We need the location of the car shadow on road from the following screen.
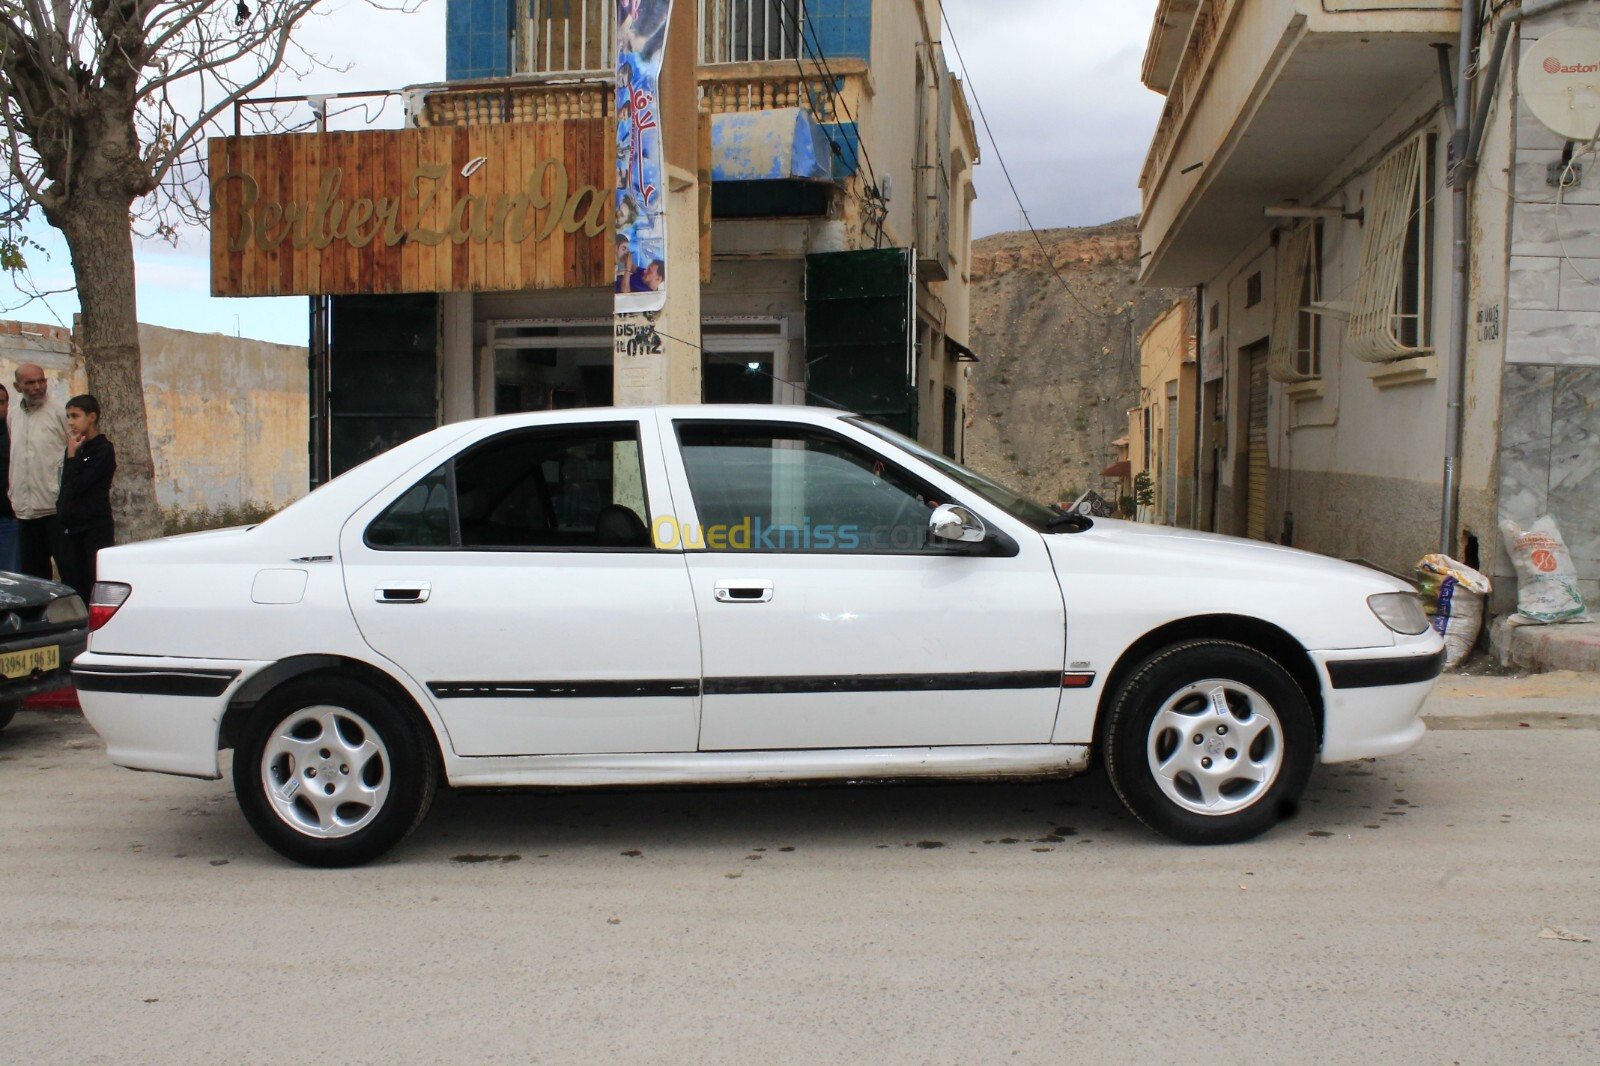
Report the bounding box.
[393,756,1413,862]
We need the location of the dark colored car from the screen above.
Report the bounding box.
[0,571,89,732]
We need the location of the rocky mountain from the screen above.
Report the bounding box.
[963,216,1184,507]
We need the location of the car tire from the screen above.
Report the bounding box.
[0,700,16,732]
[1104,639,1315,845]
[233,675,437,867]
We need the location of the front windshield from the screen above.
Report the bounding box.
[846,417,1061,530]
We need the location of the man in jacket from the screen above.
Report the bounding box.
[8,363,68,581]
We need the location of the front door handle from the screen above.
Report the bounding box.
[375,581,431,604]
[714,580,773,604]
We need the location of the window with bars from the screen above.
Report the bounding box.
[1349,132,1437,362]
[1293,223,1322,378]
[522,0,614,74]
[700,0,805,64]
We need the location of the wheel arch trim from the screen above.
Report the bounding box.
[1092,615,1326,753]
[219,654,449,767]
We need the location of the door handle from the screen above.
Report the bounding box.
[375,581,431,604]
[714,580,773,604]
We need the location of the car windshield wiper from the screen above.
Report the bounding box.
[1045,507,1094,532]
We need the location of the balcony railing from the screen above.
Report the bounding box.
[406,58,866,129]
[519,1,808,74]
[1139,0,1233,196]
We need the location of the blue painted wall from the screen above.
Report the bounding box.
[447,0,513,81]
[805,0,873,61]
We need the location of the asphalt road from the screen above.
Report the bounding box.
[1,706,1596,1064]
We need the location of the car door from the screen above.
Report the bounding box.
[340,413,701,757]
[661,416,1067,751]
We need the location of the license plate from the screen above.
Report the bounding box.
[0,644,59,680]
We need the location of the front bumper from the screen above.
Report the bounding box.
[1,626,89,705]
[1314,645,1444,763]
[72,652,270,779]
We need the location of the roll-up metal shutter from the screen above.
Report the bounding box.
[1246,345,1269,540]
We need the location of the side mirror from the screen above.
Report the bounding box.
[929,503,987,544]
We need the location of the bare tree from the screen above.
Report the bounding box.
[0,0,329,542]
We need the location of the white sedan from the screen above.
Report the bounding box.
[75,406,1443,866]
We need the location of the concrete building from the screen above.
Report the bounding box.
[1130,298,1198,527]
[213,0,981,478]
[1136,0,1600,617]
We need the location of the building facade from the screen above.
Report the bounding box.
[1130,298,1198,527]
[1136,0,1600,616]
[213,0,981,478]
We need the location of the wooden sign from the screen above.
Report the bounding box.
[209,121,615,297]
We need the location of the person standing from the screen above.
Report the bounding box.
[0,385,17,573]
[8,363,67,581]
[57,395,115,599]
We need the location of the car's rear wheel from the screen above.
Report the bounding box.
[233,676,437,867]
[1104,639,1315,844]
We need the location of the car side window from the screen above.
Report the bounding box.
[366,466,451,547]
[674,422,950,553]
[365,423,653,551]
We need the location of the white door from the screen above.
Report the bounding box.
[660,416,1067,751]
[340,415,701,756]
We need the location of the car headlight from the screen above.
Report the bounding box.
[45,594,88,626]
[1368,592,1431,635]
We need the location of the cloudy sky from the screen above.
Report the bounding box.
[1,0,1162,346]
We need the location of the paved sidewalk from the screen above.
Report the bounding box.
[1424,670,1600,729]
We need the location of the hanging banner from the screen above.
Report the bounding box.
[614,0,672,314]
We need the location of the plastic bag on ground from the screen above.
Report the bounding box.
[1499,515,1590,626]
[1416,554,1492,668]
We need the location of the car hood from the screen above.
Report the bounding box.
[0,570,79,609]
[1049,518,1411,591]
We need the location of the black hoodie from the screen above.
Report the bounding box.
[58,434,115,535]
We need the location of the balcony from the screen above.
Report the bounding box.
[408,58,868,129]
[1138,0,1459,287]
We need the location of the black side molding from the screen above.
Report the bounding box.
[72,666,241,698]
[703,671,1063,696]
[1326,649,1446,690]
[429,680,699,699]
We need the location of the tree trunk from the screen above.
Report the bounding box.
[55,197,163,545]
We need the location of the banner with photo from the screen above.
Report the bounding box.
[615,0,673,314]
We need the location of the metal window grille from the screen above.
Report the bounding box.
[524,0,614,74]
[1268,222,1321,383]
[700,0,805,65]
[1349,133,1436,362]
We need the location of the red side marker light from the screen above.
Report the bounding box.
[1061,672,1096,689]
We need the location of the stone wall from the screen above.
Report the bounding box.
[1497,7,1600,613]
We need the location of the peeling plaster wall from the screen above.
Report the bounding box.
[0,320,308,522]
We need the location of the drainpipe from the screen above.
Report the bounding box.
[1441,0,1587,555]
[1438,0,1477,557]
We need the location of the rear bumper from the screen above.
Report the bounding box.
[1314,645,1444,763]
[72,652,270,779]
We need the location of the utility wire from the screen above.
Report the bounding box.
[940,6,1111,321]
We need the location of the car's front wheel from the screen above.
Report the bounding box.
[233,676,437,867]
[1104,639,1315,844]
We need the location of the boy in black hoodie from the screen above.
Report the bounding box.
[58,394,115,598]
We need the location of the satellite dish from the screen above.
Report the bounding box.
[1522,27,1600,141]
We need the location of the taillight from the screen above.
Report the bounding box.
[89,582,131,631]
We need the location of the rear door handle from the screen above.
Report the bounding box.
[375,581,431,604]
[714,580,773,604]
